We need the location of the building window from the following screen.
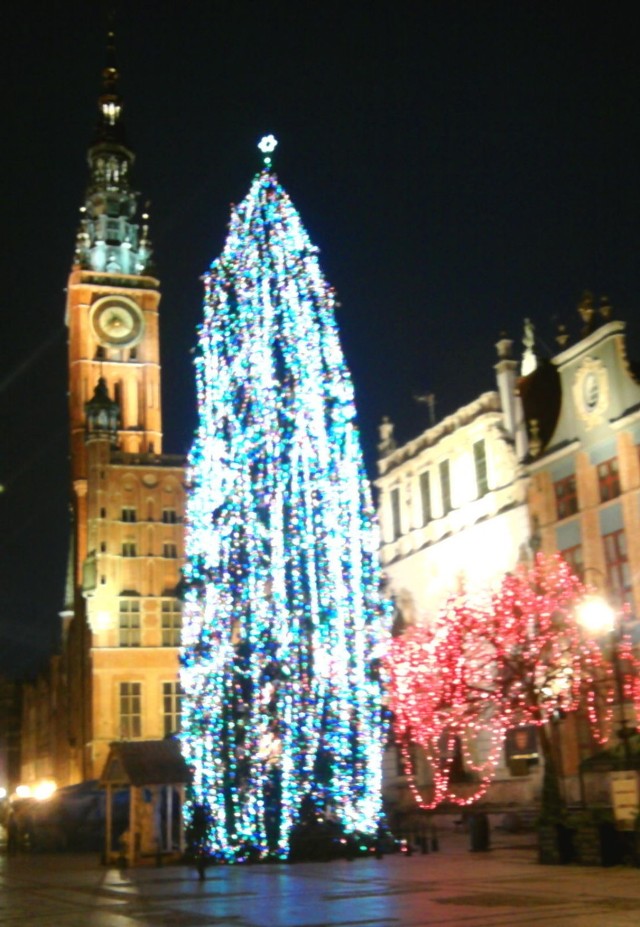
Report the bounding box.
[561,544,584,581]
[473,440,488,497]
[603,529,631,602]
[161,599,182,646]
[162,508,178,524]
[598,458,620,502]
[162,681,183,736]
[163,542,178,559]
[440,460,452,515]
[419,471,431,526]
[390,487,401,540]
[119,682,142,739]
[119,599,141,647]
[122,542,137,557]
[554,474,578,519]
[122,506,137,523]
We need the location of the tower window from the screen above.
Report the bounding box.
[122,541,137,557]
[119,599,141,647]
[119,682,142,739]
[440,459,452,515]
[473,440,488,497]
[162,509,178,524]
[389,487,401,541]
[163,542,178,559]
[161,599,182,646]
[598,458,620,502]
[419,471,431,526]
[554,474,578,518]
[121,507,137,523]
[162,681,183,737]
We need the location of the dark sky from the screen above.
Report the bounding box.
[2,1,640,676]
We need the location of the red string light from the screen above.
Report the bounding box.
[385,553,621,809]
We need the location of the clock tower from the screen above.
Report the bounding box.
[66,34,163,575]
[32,34,188,786]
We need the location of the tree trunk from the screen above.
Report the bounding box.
[538,724,564,822]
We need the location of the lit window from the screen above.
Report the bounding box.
[598,458,620,502]
[554,475,578,519]
[119,682,141,739]
[440,459,452,515]
[119,599,140,647]
[122,507,137,523]
[419,471,431,525]
[390,487,401,540]
[161,599,182,647]
[473,440,488,497]
[162,681,183,736]
[122,542,137,557]
[603,529,631,601]
[163,542,178,559]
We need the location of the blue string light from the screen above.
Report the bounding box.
[180,158,390,861]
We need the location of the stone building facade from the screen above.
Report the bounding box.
[377,338,531,625]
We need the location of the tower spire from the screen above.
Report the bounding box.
[94,30,128,148]
[73,31,153,276]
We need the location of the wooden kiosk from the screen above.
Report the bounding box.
[100,739,191,867]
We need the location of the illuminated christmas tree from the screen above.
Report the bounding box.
[181,137,389,861]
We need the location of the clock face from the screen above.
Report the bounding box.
[90,296,144,347]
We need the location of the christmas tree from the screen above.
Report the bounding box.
[181,137,389,862]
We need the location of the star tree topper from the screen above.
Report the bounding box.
[258,134,278,168]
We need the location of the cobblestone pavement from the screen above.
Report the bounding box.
[1,832,639,926]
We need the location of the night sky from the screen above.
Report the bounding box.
[2,1,640,677]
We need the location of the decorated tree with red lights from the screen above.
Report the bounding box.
[386,553,613,809]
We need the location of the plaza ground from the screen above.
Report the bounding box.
[1,826,639,927]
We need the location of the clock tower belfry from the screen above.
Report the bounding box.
[66,33,162,493]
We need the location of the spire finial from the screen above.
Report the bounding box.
[258,134,278,169]
[93,27,126,144]
[102,28,119,98]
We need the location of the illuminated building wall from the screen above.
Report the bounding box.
[376,375,534,806]
[377,384,531,624]
[524,312,640,624]
[523,307,640,775]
